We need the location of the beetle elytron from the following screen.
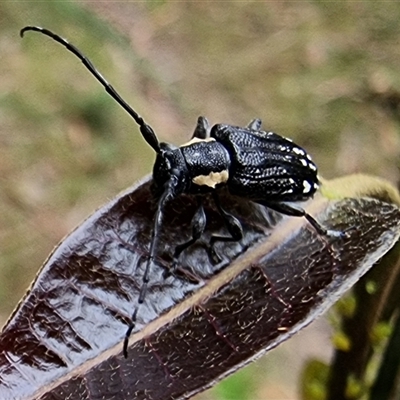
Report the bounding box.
[20,26,342,358]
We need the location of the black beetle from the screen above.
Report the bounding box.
[20,26,342,358]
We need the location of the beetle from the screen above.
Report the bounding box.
[20,26,343,358]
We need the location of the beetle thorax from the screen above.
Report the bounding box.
[180,139,231,193]
[152,140,231,197]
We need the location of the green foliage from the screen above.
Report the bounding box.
[300,360,329,400]
[213,367,258,400]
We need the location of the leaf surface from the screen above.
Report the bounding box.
[1,176,399,400]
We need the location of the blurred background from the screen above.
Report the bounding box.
[0,2,399,399]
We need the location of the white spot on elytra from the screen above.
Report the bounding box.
[303,180,312,193]
[300,158,309,167]
[293,147,305,156]
[309,163,317,171]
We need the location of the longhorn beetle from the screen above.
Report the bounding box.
[20,26,344,358]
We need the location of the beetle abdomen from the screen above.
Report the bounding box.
[211,124,319,202]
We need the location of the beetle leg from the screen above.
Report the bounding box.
[209,192,244,263]
[191,116,210,139]
[247,118,262,130]
[166,197,207,277]
[262,201,345,238]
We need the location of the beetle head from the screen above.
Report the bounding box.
[151,143,189,198]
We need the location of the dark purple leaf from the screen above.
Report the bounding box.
[0,176,399,400]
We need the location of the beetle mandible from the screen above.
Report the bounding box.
[20,26,342,358]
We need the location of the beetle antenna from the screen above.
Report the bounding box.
[123,177,177,357]
[20,26,161,154]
